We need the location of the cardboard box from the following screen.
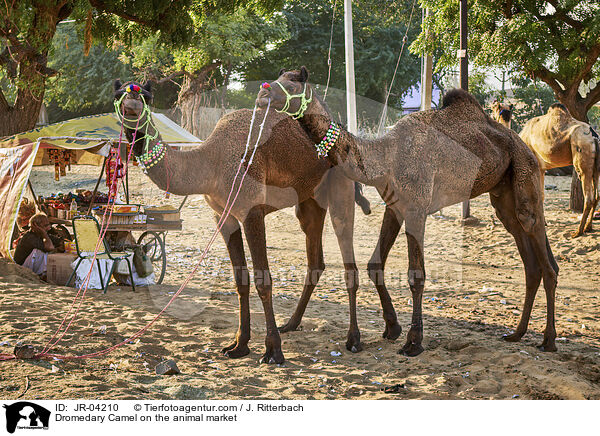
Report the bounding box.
[46,253,77,286]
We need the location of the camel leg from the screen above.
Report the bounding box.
[367,206,402,340]
[489,191,542,343]
[493,181,559,351]
[218,216,251,358]
[279,199,326,333]
[572,151,596,237]
[575,171,596,236]
[329,182,363,352]
[400,211,427,357]
[243,207,285,364]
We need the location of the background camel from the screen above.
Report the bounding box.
[520,103,599,237]
[114,80,371,364]
[491,100,513,129]
[258,67,559,356]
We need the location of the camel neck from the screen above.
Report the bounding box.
[125,121,217,196]
[298,98,383,185]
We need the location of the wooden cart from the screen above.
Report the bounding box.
[49,217,182,284]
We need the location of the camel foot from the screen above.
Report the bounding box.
[537,337,557,352]
[399,342,424,357]
[221,343,250,359]
[502,332,524,343]
[278,319,300,333]
[382,323,402,340]
[346,332,362,353]
[570,230,583,238]
[259,348,285,365]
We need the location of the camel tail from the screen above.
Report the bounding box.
[354,182,371,215]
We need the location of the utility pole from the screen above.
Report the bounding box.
[421,8,433,111]
[344,0,358,135]
[459,0,471,219]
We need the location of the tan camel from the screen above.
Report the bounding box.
[114,80,378,364]
[491,100,512,129]
[258,67,559,355]
[520,103,600,237]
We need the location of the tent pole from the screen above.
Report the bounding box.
[125,168,130,204]
[87,156,107,216]
[27,180,42,210]
[178,195,189,212]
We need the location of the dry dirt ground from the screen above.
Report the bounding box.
[0,165,599,400]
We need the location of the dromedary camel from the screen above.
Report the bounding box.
[114,80,375,364]
[520,103,599,237]
[257,67,559,355]
[491,100,513,129]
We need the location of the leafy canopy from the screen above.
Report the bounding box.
[411,0,600,119]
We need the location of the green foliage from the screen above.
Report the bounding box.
[128,9,288,79]
[243,0,422,108]
[45,23,132,116]
[509,76,556,131]
[411,0,600,119]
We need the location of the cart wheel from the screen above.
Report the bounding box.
[137,231,167,284]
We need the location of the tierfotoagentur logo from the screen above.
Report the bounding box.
[3,402,50,434]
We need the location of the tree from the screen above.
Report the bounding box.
[243,0,422,116]
[0,0,281,138]
[411,0,600,122]
[45,22,132,122]
[127,9,288,135]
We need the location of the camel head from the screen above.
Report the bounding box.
[491,100,513,127]
[114,79,153,120]
[256,66,313,118]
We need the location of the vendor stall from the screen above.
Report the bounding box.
[0,112,201,285]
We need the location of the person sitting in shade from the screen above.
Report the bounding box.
[13,213,60,276]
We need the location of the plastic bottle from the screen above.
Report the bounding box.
[70,198,77,218]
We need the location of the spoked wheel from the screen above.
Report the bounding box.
[137,231,167,284]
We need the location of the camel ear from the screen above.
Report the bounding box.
[299,66,309,82]
[278,68,286,77]
[509,104,514,110]
[143,81,152,93]
[114,79,122,92]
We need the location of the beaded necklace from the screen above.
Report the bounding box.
[314,122,341,158]
[136,140,166,172]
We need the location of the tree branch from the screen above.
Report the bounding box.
[583,83,600,113]
[0,88,10,111]
[531,67,564,97]
[573,42,600,86]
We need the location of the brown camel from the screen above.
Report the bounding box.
[519,103,599,237]
[114,80,377,364]
[258,67,559,355]
[491,100,513,129]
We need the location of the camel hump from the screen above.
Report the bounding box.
[548,102,568,113]
[441,88,481,109]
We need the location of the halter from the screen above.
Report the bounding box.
[272,81,312,119]
[114,85,164,172]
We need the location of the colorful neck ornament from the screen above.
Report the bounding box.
[136,140,166,173]
[314,122,341,158]
[273,81,312,119]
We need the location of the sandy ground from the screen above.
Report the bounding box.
[0,165,599,400]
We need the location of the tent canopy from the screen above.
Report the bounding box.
[0,112,201,258]
[0,112,201,166]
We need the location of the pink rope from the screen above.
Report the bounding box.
[1,100,271,362]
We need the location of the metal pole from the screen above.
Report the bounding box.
[421,8,433,111]
[87,156,107,216]
[459,0,471,219]
[344,0,358,135]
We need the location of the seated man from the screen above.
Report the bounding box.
[13,213,60,275]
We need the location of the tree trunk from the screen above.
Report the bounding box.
[570,170,584,212]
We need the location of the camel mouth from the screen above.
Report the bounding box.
[121,99,144,118]
[256,95,272,108]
